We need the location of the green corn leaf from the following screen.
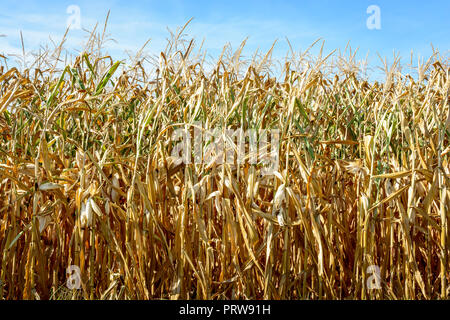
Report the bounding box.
[95,61,121,96]
[47,66,69,107]
[70,67,86,91]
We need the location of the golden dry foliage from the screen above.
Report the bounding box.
[0,26,449,300]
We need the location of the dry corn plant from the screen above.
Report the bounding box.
[0,21,449,300]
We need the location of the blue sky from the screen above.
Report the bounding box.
[0,0,449,78]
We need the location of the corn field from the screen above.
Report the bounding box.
[0,24,449,300]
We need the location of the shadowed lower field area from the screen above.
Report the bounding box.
[0,25,449,299]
